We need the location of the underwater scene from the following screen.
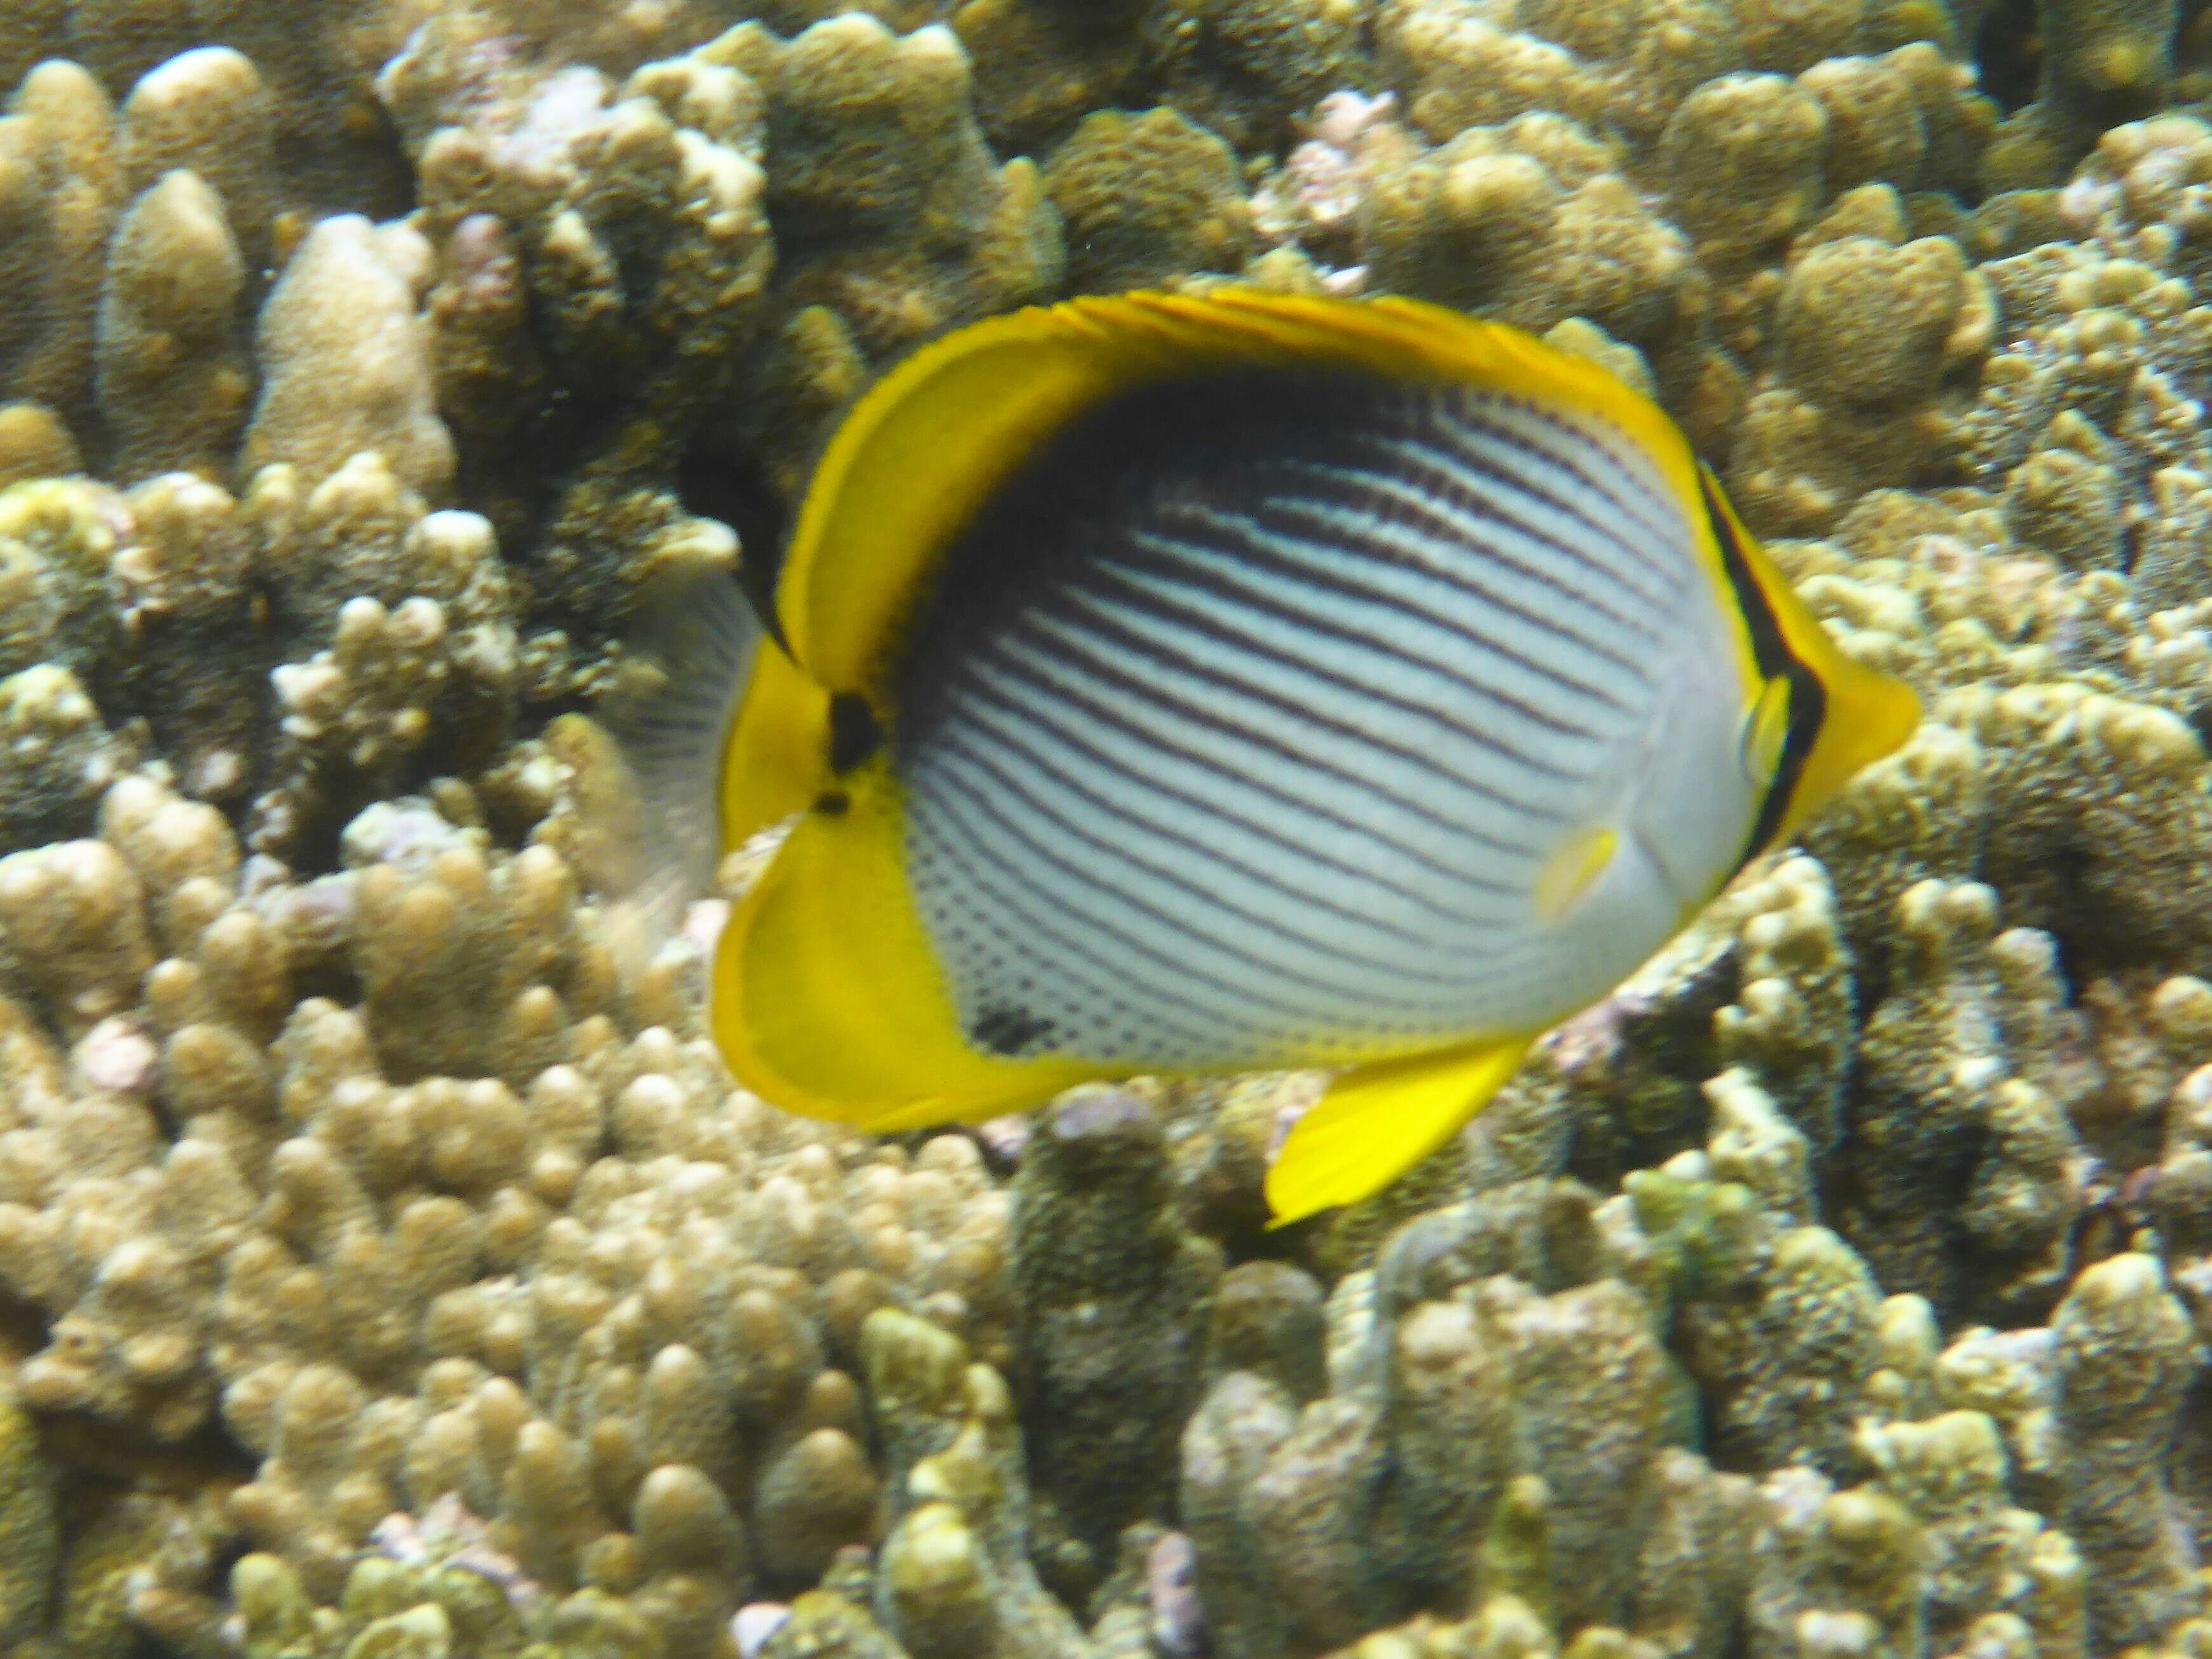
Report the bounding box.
[11,0,2212,1655]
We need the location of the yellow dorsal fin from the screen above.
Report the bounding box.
[773,289,1703,696]
[1265,1035,1537,1226]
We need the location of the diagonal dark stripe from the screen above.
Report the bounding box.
[1056,567,1572,815]
[1104,520,1615,785]
[1008,600,1552,859]
[1495,396,1687,549]
[943,681,1511,939]
[953,646,1528,907]
[1149,497,1628,741]
[931,712,1499,991]
[1438,396,1686,574]
[907,809,1235,1052]
[1298,436,1674,647]
[921,771,1403,1031]
[1322,436,1673,639]
[1234,479,1657,700]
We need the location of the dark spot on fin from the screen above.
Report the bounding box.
[815,789,851,816]
[828,694,883,773]
[971,1004,1055,1056]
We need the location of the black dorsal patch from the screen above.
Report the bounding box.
[892,367,1378,759]
[828,692,883,773]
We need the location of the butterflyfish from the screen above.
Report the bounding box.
[626,287,1921,1226]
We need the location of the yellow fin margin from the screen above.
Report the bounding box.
[713,761,1099,1126]
[1265,1035,1537,1226]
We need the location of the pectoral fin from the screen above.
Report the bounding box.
[1265,1035,1537,1226]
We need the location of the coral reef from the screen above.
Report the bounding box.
[11,0,2212,1656]
[1045,106,1253,294]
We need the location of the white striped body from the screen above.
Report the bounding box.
[891,369,1763,1072]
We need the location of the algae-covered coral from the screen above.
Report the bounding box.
[11,0,2212,1656]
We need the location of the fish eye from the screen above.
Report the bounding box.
[1740,678,1790,787]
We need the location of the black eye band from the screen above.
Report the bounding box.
[1698,471,1825,867]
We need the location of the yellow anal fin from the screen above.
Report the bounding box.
[843,1084,1070,1137]
[1265,1036,1537,1227]
[714,761,1096,1128]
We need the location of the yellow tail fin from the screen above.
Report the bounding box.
[1265,1036,1537,1226]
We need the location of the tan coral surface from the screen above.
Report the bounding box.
[10,2,2212,1656]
